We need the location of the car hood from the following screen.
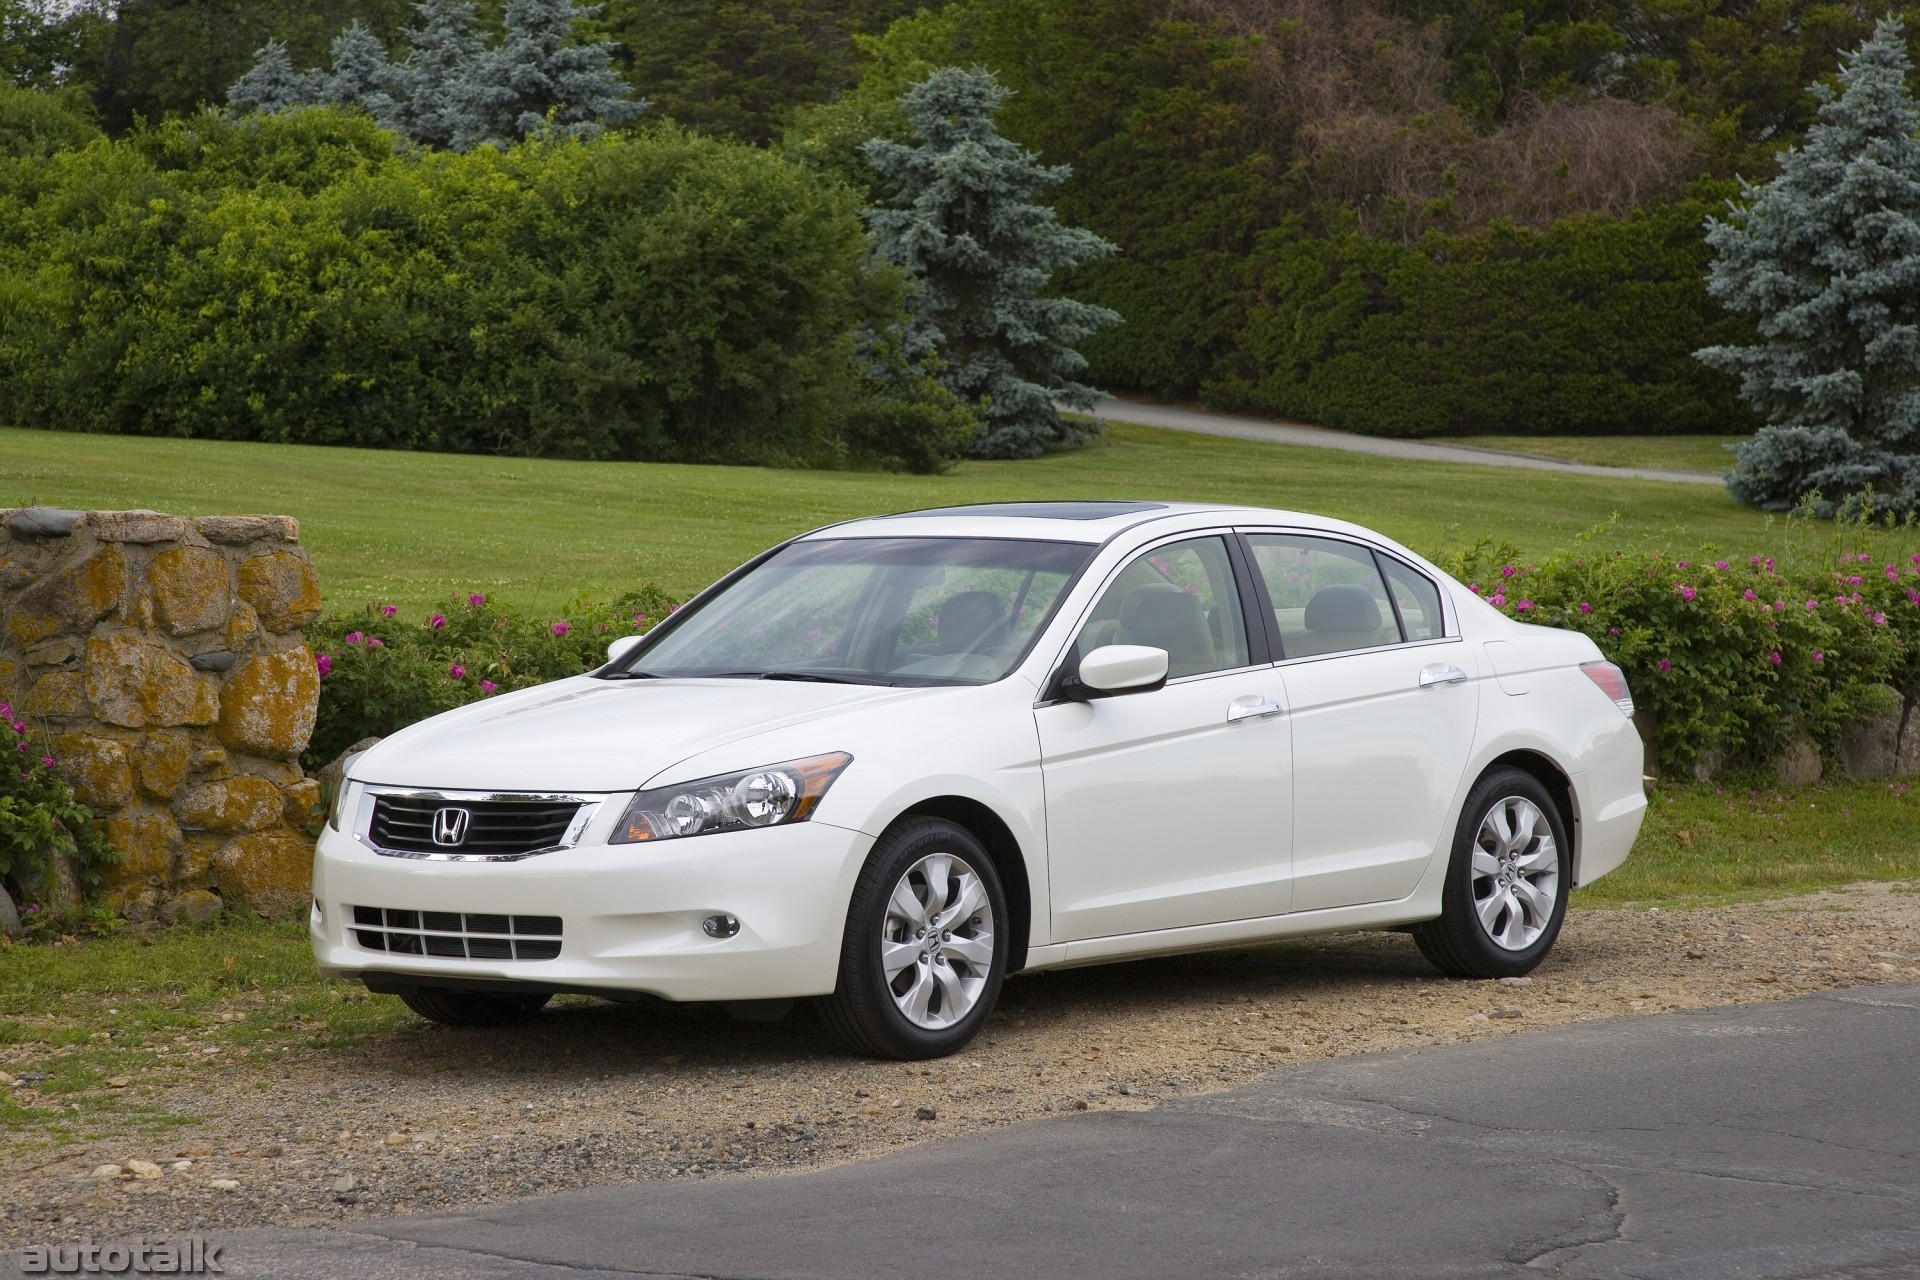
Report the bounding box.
[348,676,935,793]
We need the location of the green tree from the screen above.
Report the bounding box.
[865,67,1120,458]
[1701,17,1920,515]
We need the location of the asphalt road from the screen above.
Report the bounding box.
[1094,398,1728,487]
[15,983,1919,1280]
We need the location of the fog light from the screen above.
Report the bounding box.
[702,913,740,939]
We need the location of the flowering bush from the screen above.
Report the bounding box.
[0,707,117,913]
[305,586,678,767]
[1435,525,1920,774]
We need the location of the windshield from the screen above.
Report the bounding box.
[615,537,1093,686]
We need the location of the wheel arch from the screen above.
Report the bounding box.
[1480,749,1580,881]
[892,795,1032,973]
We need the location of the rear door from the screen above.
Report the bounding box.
[1242,532,1480,911]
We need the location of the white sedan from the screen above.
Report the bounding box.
[312,502,1646,1058]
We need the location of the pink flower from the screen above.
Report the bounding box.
[1873,612,1888,626]
[633,613,648,626]
[1764,557,1775,571]
[0,703,12,719]
[1749,555,1761,566]
[315,653,333,677]
[40,755,54,768]
[430,614,447,629]
[1812,651,1825,663]
[468,593,486,607]
[343,631,364,645]
[1490,592,1507,607]
[1805,599,1819,611]
[1743,589,1758,601]
[1515,599,1535,612]
[824,637,839,654]
[551,620,571,636]
[1847,574,1863,586]
[1676,583,1697,601]
[481,679,498,693]
[1714,560,1729,571]
[381,604,397,617]
[10,720,25,734]
[1768,651,1782,665]
[449,664,466,679]
[1468,584,1482,595]
[367,636,384,648]
[1657,659,1672,672]
[1859,552,1873,562]
[1577,601,1593,614]
[1500,564,1517,579]
[1889,565,1901,581]
[1676,560,1690,569]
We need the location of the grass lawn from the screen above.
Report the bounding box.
[0,421,1812,614]
[1455,435,1748,474]
[4,778,1916,1149]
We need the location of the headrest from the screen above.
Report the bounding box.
[937,590,1007,654]
[1117,582,1214,669]
[1304,583,1383,632]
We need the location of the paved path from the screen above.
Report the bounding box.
[1096,398,1727,487]
[100,983,1920,1280]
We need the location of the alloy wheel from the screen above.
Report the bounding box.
[1470,796,1560,951]
[881,852,996,1030]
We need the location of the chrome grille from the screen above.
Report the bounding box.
[369,795,582,857]
[351,906,563,961]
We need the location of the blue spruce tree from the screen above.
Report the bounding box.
[228,40,322,115]
[471,0,644,144]
[389,0,491,150]
[1699,16,1920,515]
[864,67,1120,459]
[322,22,403,133]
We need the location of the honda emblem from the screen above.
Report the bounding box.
[431,807,471,847]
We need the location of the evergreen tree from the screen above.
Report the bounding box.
[863,66,1119,459]
[323,22,402,132]
[471,0,644,143]
[389,0,490,150]
[1699,17,1920,515]
[228,40,323,115]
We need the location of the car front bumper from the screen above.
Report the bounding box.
[309,818,872,1003]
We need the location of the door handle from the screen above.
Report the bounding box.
[1419,664,1470,688]
[1227,695,1284,722]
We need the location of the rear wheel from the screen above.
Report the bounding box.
[1414,768,1570,979]
[397,987,552,1027]
[819,817,1008,1059]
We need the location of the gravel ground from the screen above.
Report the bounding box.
[5,881,1920,1246]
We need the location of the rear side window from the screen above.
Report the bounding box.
[1377,554,1446,641]
[1247,535,1402,658]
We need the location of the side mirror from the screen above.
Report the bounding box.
[1065,645,1169,700]
[607,634,644,665]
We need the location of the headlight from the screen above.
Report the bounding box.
[327,780,360,833]
[612,752,853,844]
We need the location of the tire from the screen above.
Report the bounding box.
[1413,767,1571,980]
[398,986,552,1027]
[818,817,1009,1060]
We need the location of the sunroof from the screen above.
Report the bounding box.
[886,501,1168,522]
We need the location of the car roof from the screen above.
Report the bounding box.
[799,501,1374,546]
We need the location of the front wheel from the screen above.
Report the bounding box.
[1413,768,1570,979]
[818,817,1009,1059]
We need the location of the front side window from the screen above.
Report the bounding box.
[619,537,1091,685]
[1069,536,1251,679]
[1248,534,1403,658]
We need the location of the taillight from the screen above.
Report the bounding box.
[1580,660,1634,717]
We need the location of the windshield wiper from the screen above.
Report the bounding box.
[759,671,893,686]
[597,670,658,680]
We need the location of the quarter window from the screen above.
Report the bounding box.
[1247,535,1402,658]
[1070,536,1251,679]
[1377,554,1446,641]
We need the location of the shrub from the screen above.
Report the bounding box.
[0,707,118,907]
[306,585,678,766]
[1433,523,1920,774]
[1211,200,1755,437]
[0,108,970,470]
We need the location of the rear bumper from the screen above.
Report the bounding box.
[309,818,872,1003]
[1573,721,1646,886]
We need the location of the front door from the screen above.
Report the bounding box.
[1036,535,1294,942]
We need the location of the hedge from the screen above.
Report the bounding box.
[1206,200,1758,438]
[0,104,967,470]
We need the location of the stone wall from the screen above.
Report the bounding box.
[0,508,322,921]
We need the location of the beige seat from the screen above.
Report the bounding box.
[1114,582,1218,677]
[1289,583,1394,657]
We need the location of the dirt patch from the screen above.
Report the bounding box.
[5,882,1920,1244]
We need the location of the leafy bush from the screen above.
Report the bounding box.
[305,585,678,766]
[1211,201,1755,437]
[1433,523,1920,774]
[0,706,118,908]
[0,108,972,471]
